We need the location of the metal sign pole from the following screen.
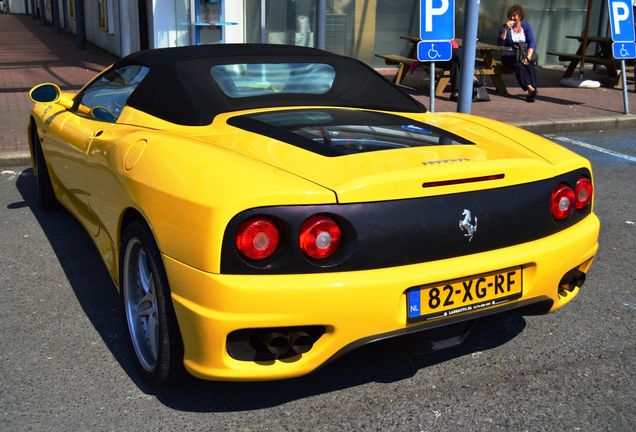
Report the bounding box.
[621,59,630,114]
[419,0,454,113]
[430,62,436,112]
[458,0,480,113]
[607,0,635,115]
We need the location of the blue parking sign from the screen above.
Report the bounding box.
[420,0,455,41]
[417,41,453,61]
[613,41,636,59]
[608,0,635,43]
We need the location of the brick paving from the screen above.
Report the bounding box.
[1,13,635,155]
[395,66,636,125]
[0,14,115,152]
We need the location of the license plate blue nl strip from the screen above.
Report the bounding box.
[408,288,422,319]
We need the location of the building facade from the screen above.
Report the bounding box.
[19,0,610,67]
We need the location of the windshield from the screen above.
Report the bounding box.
[210,63,336,98]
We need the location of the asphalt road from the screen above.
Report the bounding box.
[0,129,634,431]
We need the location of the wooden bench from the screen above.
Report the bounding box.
[547,51,634,88]
[547,51,617,68]
[375,54,451,96]
[375,54,422,87]
[615,63,635,90]
[376,51,513,97]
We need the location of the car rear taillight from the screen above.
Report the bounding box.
[299,215,341,260]
[235,217,280,260]
[575,177,593,209]
[550,184,575,220]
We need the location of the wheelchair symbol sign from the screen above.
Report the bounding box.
[612,41,636,59]
[417,41,452,62]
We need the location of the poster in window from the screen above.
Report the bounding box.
[69,0,76,20]
[98,0,108,32]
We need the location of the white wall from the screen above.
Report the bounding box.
[224,0,244,43]
[119,0,140,56]
[152,0,177,47]
[7,0,28,14]
[83,0,121,56]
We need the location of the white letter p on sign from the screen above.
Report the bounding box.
[612,2,629,34]
[425,0,449,32]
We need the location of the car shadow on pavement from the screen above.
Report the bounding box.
[156,313,526,412]
[16,169,527,412]
[15,169,142,383]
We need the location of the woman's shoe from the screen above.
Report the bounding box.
[526,89,537,103]
[449,92,459,102]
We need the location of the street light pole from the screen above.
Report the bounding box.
[75,0,85,50]
[52,0,61,33]
[316,0,326,49]
[260,0,267,43]
[39,0,45,25]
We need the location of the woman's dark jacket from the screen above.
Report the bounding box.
[497,21,536,50]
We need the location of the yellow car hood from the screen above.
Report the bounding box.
[194,110,584,203]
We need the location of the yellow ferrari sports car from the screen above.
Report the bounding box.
[28,44,599,386]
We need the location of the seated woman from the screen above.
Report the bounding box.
[498,4,538,102]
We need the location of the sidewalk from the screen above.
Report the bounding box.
[1,13,635,166]
[0,14,115,164]
[391,64,636,132]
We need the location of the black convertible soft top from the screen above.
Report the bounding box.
[111,44,425,126]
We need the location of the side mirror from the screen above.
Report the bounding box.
[91,106,117,122]
[29,83,61,103]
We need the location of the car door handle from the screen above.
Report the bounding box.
[94,130,104,137]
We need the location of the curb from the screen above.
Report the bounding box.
[1,115,634,167]
[513,114,636,134]
[0,151,31,167]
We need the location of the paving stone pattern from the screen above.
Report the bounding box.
[1,13,635,155]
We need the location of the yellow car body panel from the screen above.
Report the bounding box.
[32,103,338,281]
[164,213,598,380]
[30,102,599,380]
[27,45,599,383]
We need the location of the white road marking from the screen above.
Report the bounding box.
[547,135,636,163]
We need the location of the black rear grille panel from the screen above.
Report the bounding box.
[220,168,592,274]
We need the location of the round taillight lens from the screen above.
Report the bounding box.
[575,177,593,209]
[550,184,575,220]
[299,215,341,260]
[235,217,280,261]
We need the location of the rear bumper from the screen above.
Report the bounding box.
[165,214,599,381]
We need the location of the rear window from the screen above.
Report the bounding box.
[210,63,336,98]
[228,109,472,157]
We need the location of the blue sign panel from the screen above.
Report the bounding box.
[417,41,453,61]
[420,0,455,41]
[613,41,636,59]
[608,0,635,42]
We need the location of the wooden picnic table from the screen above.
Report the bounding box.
[375,36,511,96]
[547,35,634,88]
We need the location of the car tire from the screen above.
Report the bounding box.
[121,220,185,386]
[32,126,59,210]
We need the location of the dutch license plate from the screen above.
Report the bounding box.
[407,266,523,322]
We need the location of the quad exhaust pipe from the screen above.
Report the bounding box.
[287,331,313,354]
[253,330,315,356]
